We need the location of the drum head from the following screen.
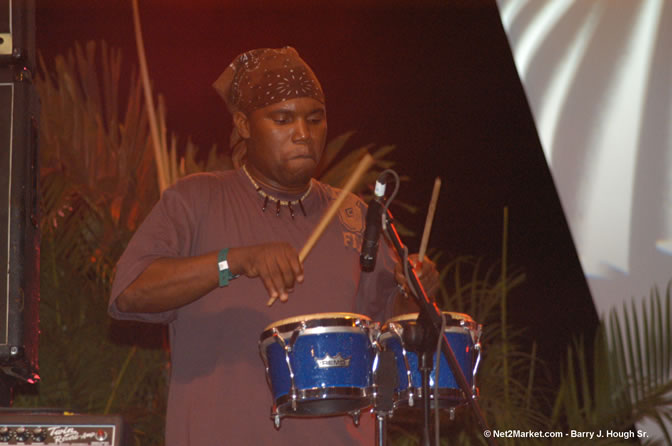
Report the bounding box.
[385,312,474,326]
[260,312,371,341]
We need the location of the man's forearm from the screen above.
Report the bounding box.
[115,252,220,313]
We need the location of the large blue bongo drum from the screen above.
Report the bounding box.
[259,312,377,427]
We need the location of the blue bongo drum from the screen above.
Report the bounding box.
[259,312,377,427]
[379,312,482,409]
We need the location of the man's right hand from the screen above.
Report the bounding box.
[116,242,304,314]
[228,243,304,303]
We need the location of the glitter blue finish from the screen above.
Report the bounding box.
[382,331,475,393]
[379,320,480,405]
[264,330,374,402]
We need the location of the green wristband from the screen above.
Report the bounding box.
[218,248,235,287]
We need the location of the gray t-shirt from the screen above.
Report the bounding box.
[109,168,398,445]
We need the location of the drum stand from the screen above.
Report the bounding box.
[388,311,444,446]
[419,347,436,446]
[372,350,397,446]
[380,210,498,446]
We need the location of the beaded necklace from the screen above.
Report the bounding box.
[242,164,311,218]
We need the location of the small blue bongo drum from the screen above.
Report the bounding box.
[259,312,377,427]
[379,312,482,408]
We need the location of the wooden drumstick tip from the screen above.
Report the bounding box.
[417,176,441,265]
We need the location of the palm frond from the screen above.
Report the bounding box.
[13,41,168,446]
[551,282,672,444]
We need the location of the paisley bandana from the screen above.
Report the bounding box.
[213,47,325,115]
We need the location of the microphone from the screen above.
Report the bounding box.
[360,176,387,272]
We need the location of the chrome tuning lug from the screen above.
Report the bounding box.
[350,410,361,427]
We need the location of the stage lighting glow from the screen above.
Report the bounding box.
[497,0,671,282]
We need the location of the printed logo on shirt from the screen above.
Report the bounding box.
[326,186,365,252]
[338,195,365,233]
[339,195,365,252]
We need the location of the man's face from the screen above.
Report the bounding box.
[238,97,327,190]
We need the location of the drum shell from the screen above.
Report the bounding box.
[380,330,475,391]
[259,313,376,417]
[262,327,375,402]
[379,312,480,405]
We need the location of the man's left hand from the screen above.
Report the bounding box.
[394,254,440,299]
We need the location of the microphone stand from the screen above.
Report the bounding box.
[381,209,497,446]
[372,350,396,446]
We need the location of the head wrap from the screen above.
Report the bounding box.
[213,47,325,167]
[213,46,325,115]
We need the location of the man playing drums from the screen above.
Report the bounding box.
[109,47,438,445]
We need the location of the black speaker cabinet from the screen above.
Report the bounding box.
[0,66,39,382]
[0,0,35,69]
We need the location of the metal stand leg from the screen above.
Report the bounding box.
[373,350,398,446]
[420,352,432,446]
[375,413,387,446]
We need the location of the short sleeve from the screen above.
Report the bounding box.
[108,176,203,324]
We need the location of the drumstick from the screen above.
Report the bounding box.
[416,177,441,268]
[267,153,375,306]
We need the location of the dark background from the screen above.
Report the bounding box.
[37,0,598,380]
